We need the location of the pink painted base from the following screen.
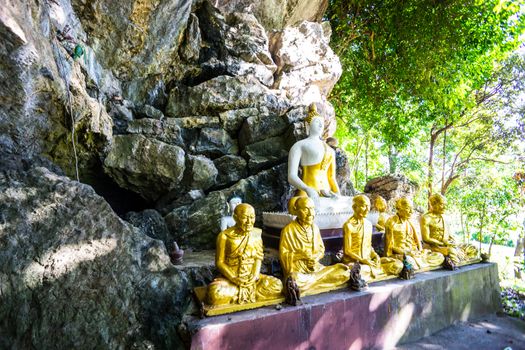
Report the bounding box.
[188,263,500,350]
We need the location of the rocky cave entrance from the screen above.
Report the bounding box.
[84,170,153,217]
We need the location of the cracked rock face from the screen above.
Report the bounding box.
[0,165,215,349]
[0,0,352,347]
[104,134,186,201]
[271,21,342,137]
[364,174,419,208]
[214,0,329,31]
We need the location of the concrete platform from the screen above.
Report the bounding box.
[397,313,525,350]
[187,263,501,350]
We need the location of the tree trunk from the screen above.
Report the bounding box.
[354,156,359,191]
[388,144,397,174]
[479,200,486,254]
[465,217,471,244]
[365,134,369,182]
[427,130,436,199]
[427,122,453,201]
[349,136,364,190]
[514,232,524,279]
[441,129,447,193]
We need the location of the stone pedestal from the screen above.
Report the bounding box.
[187,263,500,349]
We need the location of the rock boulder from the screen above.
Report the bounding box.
[0,164,206,349]
[104,134,186,201]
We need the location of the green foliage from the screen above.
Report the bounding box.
[328,0,525,159]
[501,287,525,320]
[441,158,523,249]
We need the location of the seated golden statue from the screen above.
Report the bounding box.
[342,195,403,280]
[374,196,389,233]
[421,194,478,265]
[279,197,350,296]
[207,203,283,305]
[384,197,445,270]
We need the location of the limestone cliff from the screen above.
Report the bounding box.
[0,0,346,347]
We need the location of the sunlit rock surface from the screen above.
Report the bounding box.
[0,164,213,348]
[364,174,419,208]
[214,0,329,31]
[0,0,350,347]
[271,21,341,137]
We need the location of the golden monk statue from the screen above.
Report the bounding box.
[207,203,283,305]
[343,195,403,280]
[279,196,350,295]
[384,197,445,270]
[374,196,389,233]
[421,193,478,264]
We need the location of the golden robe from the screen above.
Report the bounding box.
[207,227,282,305]
[384,215,444,270]
[343,217,402,279]
[280,220,349,295]
[376,212,388,232]
[296,143,339,196]
[421,213,478,264]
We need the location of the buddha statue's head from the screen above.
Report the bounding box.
[305,103,324,137]
[289,196,315,226]
[394,197,413,220]
[374,196,387,213]
[353,195,371,219]
[233,203,255,234]
[429,193,446,215]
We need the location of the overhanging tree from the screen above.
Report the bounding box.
[327,0,525,186]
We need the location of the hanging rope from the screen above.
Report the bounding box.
[53,37,80,182]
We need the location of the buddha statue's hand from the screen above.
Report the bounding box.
[320,189,338,198]
[232,276,250,287]
[433,240,446,247]
[304,186,319,200]
[231,276,243,286]
[234,275,256,287]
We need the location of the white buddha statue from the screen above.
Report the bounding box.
[220,196,243,231]
[262,104,353,246]
[287,104,353,214]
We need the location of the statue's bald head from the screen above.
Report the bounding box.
[353,195,371,207]
[395,197,411,210]
[374,196,387,212]
[352,195,371,219]
[234,203,254,217]
[395,197,413,220]
[296,196,314,210]
[233,203,255,234]
[429,193,446,214]
[291,196,315,226]
[429,193,445,207]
